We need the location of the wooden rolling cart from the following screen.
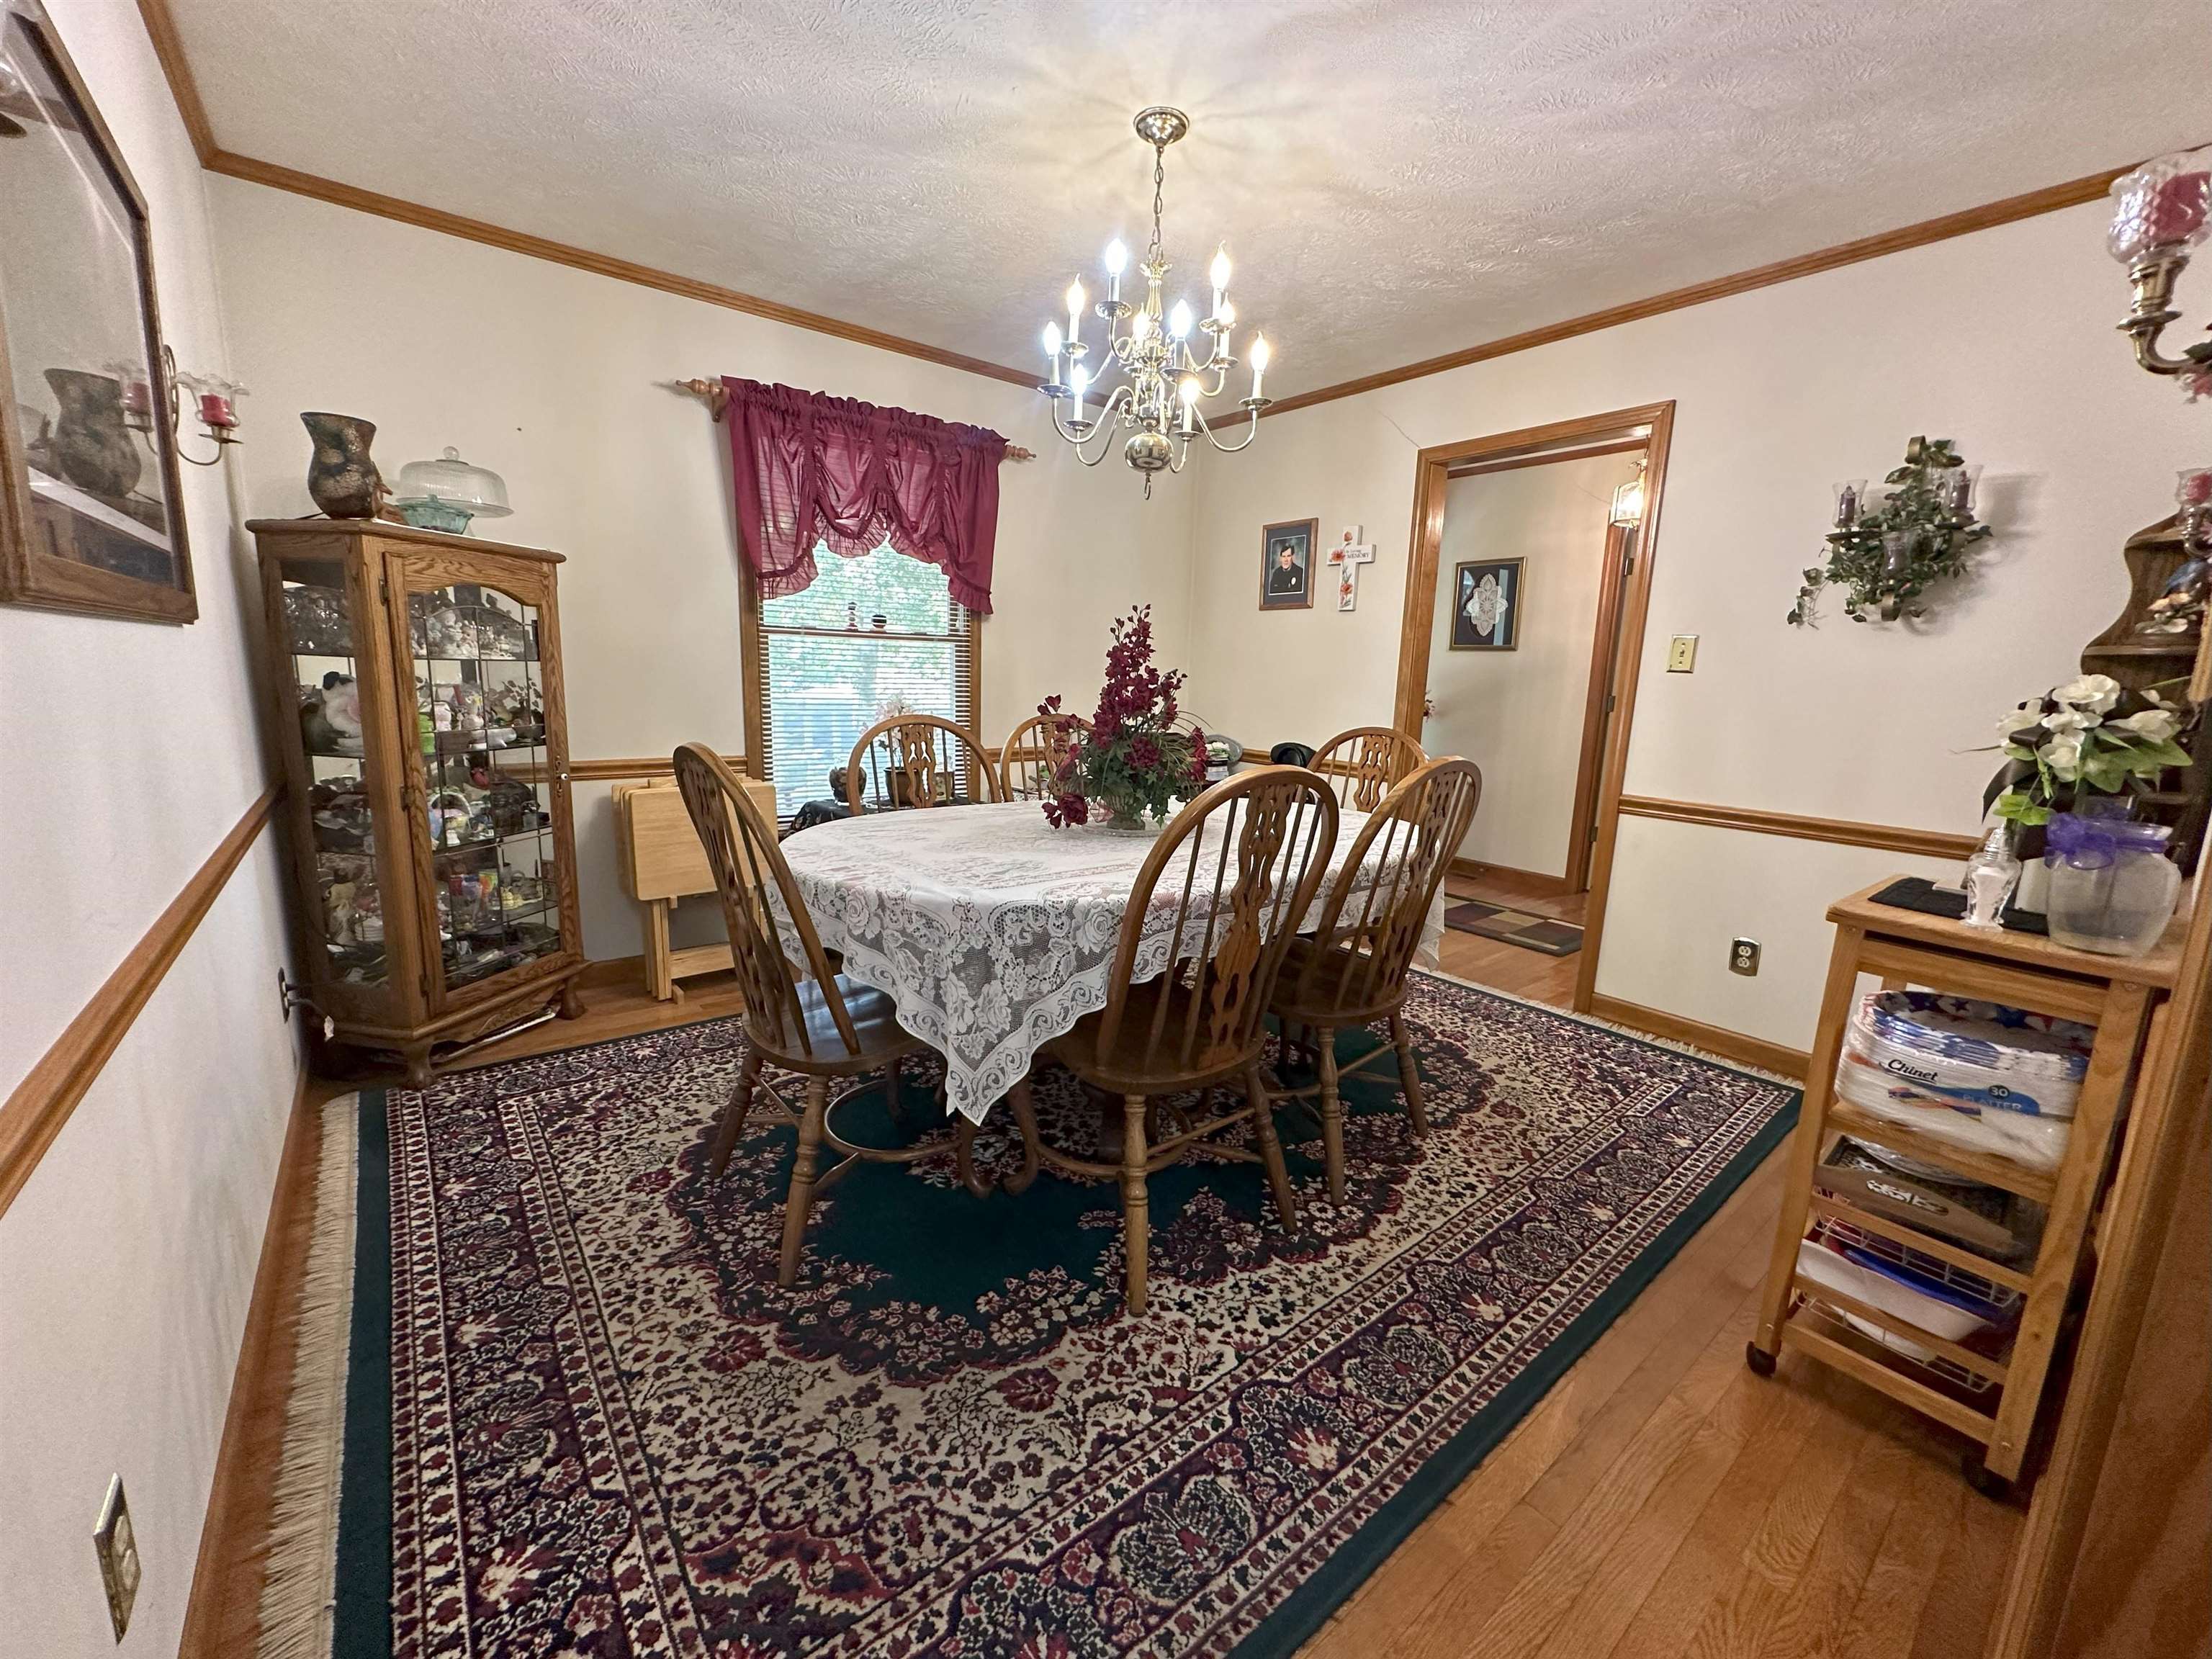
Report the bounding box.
[1747,878,2185,1499]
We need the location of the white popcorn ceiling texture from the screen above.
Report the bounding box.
[174,0,2206,402]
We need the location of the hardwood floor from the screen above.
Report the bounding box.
[1437,873,1591,1009]
[1297,1146,2020,1659]
[194,961,2018,1659]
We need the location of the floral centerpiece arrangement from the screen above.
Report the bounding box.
[1040,605,1207,830]
[1991,674,2193,827]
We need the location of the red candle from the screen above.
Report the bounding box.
[198,392,236,430]
[121,379,151,416]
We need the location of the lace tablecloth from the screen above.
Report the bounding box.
[775,800,1445,1123]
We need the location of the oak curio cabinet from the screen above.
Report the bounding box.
[253,517,584,1084]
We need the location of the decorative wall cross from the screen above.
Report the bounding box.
[1329,525,1377,611]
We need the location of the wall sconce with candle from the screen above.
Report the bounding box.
[2108,146,2212,397]
[137,346,244,464]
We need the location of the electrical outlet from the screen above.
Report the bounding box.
[1730,937,1761,976]
[1667,634,1699,673]
[94,1475,140,1642]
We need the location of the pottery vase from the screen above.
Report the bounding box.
[45,369,142,499]
[302,411,385,518]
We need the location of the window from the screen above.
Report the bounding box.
[747,540,979,818]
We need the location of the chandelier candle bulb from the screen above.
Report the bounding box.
[1169,299,1193,340]
[1210,245,1231,315]
[1104,239,1128,304]
[1066,279,1085,350]
[1071,365,1089,425]
[1249,333,1270,400]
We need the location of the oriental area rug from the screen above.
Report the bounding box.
[287,972,1795,1659]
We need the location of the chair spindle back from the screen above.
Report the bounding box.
[999,711,1090,800]
[1310,726,1426,813]
[1097,766,1339,1079]
[674,743,857,1058]
[1287,757,1483,1015]
[845,715,998,814]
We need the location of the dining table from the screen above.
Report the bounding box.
[773,799,1447,1123]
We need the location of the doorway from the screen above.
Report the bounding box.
[1393,404,1674,1012]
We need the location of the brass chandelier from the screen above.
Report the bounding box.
[1037,107,1272,497]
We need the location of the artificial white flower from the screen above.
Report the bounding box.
[2042,706,2098,734]
[2038,730,2085,778]
[1995,703,2044,737]
[2051,674,2122,714]
[2112,707,2182,742]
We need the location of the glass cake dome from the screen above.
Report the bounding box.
[393,447,512,534]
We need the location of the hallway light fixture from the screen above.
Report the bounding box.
[1610,459,1647,526]
[1036,107,1273,498]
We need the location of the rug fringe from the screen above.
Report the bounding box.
[256,1092,359,1659]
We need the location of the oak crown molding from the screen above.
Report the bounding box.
[132,0,1033,390]
[0,784,282,1218]
[1615,794,1982,862]
[1259,164,2139,418]
[134,0,2165,413]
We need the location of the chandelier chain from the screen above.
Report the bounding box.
[1148,144,1167,268]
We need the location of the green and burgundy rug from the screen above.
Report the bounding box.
[318,972,1794,1658]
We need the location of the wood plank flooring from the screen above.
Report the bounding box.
[1298,1146,2021,1659]
[193,960,2020,1659]
[1437,875,1591,1009]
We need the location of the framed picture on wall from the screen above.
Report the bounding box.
[0,0,197,624]
[1259,517,1317,610]
[1449,557,1521,650]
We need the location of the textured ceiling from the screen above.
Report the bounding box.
[171,0,2205,403]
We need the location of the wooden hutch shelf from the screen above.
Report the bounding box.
[251,517,587,1084]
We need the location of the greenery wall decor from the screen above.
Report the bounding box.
[1789,436,1993,626]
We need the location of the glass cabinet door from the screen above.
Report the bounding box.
[394,568,568,1002]
[275,552,392,994]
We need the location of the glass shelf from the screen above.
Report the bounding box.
[405,575,563,996]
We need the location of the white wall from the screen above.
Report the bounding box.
[1183,202,2198,1048]
[1428,452,1639,878]
[207,178,1193,961]
[0,4,298,1655]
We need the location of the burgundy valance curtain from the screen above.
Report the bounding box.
[720,377,1009,614]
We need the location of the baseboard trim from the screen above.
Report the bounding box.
[1448,857,1573,899]
[1586,994,1810,1082]
[178,1062,321,1659]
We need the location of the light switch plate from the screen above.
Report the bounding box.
[94,1475,140,1642]
[1730,938,1761,976]
[1667,634,1699,673]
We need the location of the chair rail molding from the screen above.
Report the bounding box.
[1614,795,1982,861]
[0,784,283,1217]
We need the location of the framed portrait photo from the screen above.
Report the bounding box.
[1449,557,1522,650]
[1259,517,1317,611]
[0,0,197,624]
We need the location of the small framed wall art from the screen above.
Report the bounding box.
[1449,557,1522,650]
[0,0,197,624]
[1259,517,1318,610]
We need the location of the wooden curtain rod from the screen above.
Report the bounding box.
[672,379,1035,460]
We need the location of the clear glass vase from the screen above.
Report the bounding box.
[2043,814,2182,956]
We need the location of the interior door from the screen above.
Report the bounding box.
[385,548,577,1012]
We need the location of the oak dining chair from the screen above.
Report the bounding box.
[1009,766,1340,1313]
[845,714,1001,814]
[675,742,938,1285]
[1310,726,1426,813]
[998,709,1089,800]
[1269,756,1483,1202]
